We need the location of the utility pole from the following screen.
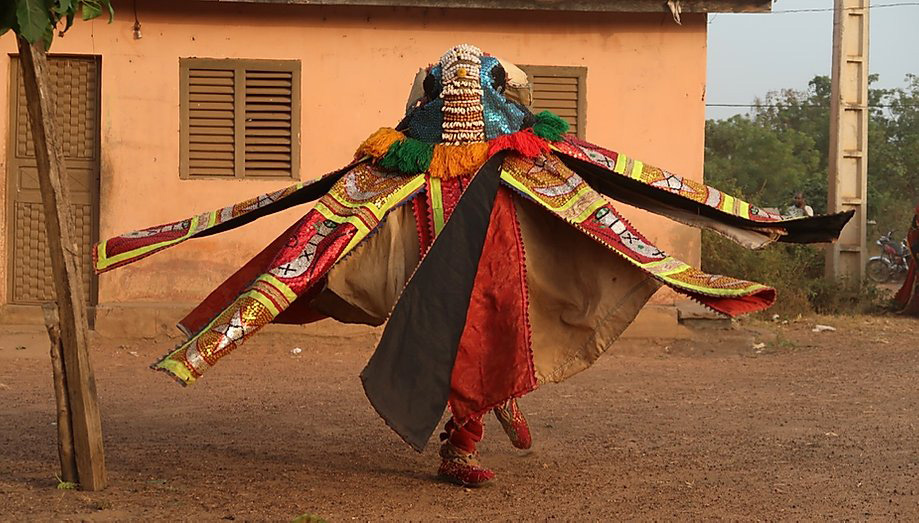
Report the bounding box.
[826,0,869,280]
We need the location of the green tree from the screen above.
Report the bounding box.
[705,116,822,210]
[868,74,919,236]
[1,0,113,48]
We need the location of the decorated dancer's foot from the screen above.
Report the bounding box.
[493,398,532,450]
[438,442,495,487]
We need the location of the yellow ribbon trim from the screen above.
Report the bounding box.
[155,357,195,384]
[95,213,206,271]
[429,177,446,235]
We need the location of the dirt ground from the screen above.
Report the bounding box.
[1,314,917,521]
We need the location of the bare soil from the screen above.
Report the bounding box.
[1,315,917,521]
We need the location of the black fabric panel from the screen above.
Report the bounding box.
[360,153,506,452]
[769,211,855,243]
[559,154,854,244]
[195,162,356,239]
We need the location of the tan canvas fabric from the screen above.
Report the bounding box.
[319,203,420,325]
[514,198,660,383]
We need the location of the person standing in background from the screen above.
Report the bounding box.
[786,192,814,218]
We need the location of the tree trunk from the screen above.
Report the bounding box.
[43,304,78,484]
[17,36,107,491]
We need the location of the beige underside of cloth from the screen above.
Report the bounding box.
[514,198,660,382]
[609,186,783,249]
[314,196,660,384]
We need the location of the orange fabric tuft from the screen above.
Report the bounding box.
[487,130,550,159]
[429,143,489,179]
[355,128,405,160]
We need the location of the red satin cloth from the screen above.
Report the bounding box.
[448,188,536,421]
[413,178,536,423]
[894,217,919,313]
[442,416,484,454]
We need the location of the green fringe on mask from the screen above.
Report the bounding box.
[380,138,435,174]
[532,110,570,142]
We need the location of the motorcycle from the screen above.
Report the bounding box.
[865,232,910,283]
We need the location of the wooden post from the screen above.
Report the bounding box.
[43,304,78,484]
[826,0,870,280]
[16,36,107,491]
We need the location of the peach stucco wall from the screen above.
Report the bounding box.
[0,3,706,309]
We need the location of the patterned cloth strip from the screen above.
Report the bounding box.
[499,153,775,316]
[93,164,358,273]
[552,137,786,224]
[154,165,426,385]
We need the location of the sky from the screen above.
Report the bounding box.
[706,0,919,120]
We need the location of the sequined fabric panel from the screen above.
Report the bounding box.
[481,57,526,139]
[97,180,308,269]
[163,211,358,381]
[175,289,279,377]
[223,184,303,222]
[503,153,662,265]
[330,164,412,207]
[500,153,604,223]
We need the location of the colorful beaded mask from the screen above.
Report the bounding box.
[402,44,528,145]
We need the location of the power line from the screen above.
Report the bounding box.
[706,103,910,108]
[709,3,919,24]
[771,2,919,14]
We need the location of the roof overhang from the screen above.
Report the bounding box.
[197,0,773,14]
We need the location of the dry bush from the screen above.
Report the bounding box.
[701,230,887,317]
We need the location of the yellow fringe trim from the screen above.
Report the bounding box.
[429,143,489,179]
[355,127,404,159]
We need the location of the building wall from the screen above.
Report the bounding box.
[0,2,707,326]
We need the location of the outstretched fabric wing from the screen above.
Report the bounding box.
[553,136,854,248]
[93,161,359,273]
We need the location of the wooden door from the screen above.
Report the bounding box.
[6,56,100,306]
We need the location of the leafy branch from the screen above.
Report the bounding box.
[1,0,114,49]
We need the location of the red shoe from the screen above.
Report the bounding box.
[493,398,532,450]
[438,442,495,487]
